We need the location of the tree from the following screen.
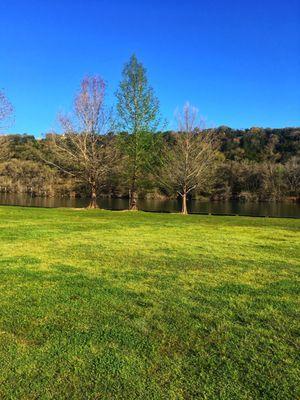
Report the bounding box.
[0,135,11,162]
[116,54,161,210]
[42,76,118,208]
[284,156,300,198]
[0,158,57,197]
[259,162,285,201]
[0,90,14,130]
[158,103,220,214]
[0,90,14,161]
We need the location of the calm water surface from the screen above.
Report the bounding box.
[0,193,299,218]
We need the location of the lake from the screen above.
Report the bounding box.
[0,193,299,218]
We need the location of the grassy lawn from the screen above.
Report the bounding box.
[0,206,299,399]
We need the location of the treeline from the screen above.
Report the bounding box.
[0,55,299,213]
[0,127,299,202]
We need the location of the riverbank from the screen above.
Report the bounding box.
[0,207,299,398]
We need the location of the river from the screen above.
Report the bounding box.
[0,193,299,218]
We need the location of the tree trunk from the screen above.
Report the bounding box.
[87,185,99,209]
[181,191,188,215]
[129,178,138,211]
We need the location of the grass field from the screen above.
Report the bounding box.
[0,206,299,399]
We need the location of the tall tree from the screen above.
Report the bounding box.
[116,54,161,210]
[158,103,220,214]
[42,76,118,208]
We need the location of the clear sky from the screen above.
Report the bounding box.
[1,0,299,135]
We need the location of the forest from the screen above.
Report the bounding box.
[0,56,299,213]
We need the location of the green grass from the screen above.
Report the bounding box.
[0,206,299,399]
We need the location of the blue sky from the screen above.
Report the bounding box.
[1,0,299,135]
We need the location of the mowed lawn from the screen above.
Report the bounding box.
[0,207,299,399]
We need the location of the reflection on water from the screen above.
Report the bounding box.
[0,193,299,218]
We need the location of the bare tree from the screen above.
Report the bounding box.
[284,156,300,198]
[0,91,14,161]
[260,162,285,200]
[157,103,220,214]
[74,76,106,134]
[0,90,14,130]
[42,76,118,208]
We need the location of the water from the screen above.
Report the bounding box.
[0,193,299,218]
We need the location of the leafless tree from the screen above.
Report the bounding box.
[260,162,285,200]
[284,156,300,198]
[42,76,118,208]
[157,103,220,214]
[0,90,14,130]
[0,91,14,160]
[74,76,106,134]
